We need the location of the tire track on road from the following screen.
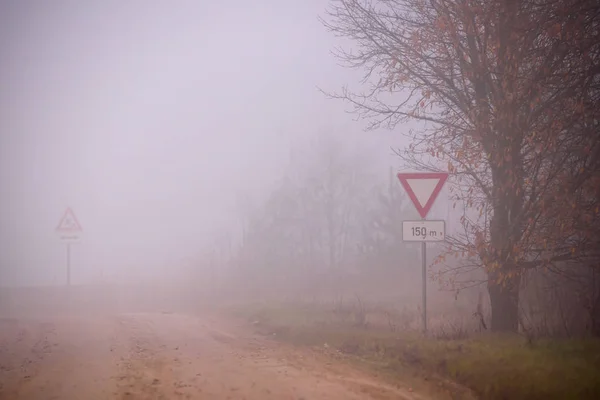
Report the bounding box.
[113,314,195,400]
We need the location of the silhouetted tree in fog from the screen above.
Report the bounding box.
[321,0,600,332]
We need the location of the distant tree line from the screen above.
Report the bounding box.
[205,0,599,337]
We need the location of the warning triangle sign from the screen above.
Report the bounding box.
[56,207,83,233]
[397,172,448,218]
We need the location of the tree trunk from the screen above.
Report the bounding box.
[487,272,521,332]
[591,287,600,337]
[487,189,523,333]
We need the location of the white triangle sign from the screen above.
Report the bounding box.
[56,207,83,233]
[397,172,449,218]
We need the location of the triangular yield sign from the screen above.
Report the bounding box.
[56,207,83,232]
[397,172,448,218]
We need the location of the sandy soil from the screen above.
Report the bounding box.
[0,312,436,400]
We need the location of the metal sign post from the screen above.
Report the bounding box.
[66,242,72,286]
[56,207,83,286]
[397,172,449,335]
[421,233,427,333]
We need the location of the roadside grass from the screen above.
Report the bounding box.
[226,302,600,400]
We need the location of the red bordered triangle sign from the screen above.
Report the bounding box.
[397,172,449,218]
[56,207,83,233]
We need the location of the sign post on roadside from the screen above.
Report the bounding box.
[55,207,83,286]
[397,172,449,334]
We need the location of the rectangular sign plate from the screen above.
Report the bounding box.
[402,220,446,242]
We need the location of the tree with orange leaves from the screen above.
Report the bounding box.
[321,0,600,332]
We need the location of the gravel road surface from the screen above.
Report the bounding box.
[0,312,433,400]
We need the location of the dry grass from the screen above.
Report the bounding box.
[227,301,600,400]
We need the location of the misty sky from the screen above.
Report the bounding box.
[0,1,440,286]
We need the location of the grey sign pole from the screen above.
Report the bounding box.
[66,242,71,286]
[421,221,427,334]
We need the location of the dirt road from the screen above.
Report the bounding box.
[0,312,433,400]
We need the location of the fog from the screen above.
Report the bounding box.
[1,2,597,399]
[0,0,451,290]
